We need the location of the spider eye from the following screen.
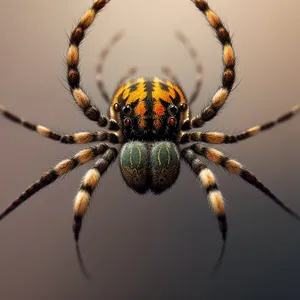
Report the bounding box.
[124,118,131,126]
[167,104,178,115]
[179,103,187,111]
[122,105,132,115]
[113,103,120,111]
[168,117,176,127]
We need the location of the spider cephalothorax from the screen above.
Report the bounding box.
[0,0,299,273]
[110,77,189,141]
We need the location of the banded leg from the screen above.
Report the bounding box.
[182,147,227,271]
[182,148,227,240]
[73,147,118,241]
[67,0,118,130]
[182,0,236,130]
[0,105,121,144]
[96,30,137,103]
[179,105,300,144]
[190,143,300,221]
[0,144,109,221]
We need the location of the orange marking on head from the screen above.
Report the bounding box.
[135,100,146,116]
[174,85,187,105]
[122,88,130,99]
[166,80,187,105]
[153,118,161,129]
[111,77,188,129]
[154,102,165,116]
[139,118,146,128]
[152,78,174,104]
[125,78,147,105]
[152,78,183,118]
[111,80,134,106]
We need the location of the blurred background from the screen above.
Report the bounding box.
[0,0,300,299]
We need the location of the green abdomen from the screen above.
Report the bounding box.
[120,141,180,194]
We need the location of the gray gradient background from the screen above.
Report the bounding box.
[0,0,300,299]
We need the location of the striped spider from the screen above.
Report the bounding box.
[0,0,299,271]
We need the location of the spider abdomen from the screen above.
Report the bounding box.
[120,141,180,194]
[150,142,180,194]
[120,141,149,194]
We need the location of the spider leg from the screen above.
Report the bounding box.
[182,147,227,238]
[76,242,91,280]
[0,105,121,144]
[190,143,300,221]
[177,31,203,104]
[67,0,119,130]
[181,147,227,270]
[161,66,180,85]
[182,0,235,130]
[0,144,110,221]
[73,147,118,241]
[117,67,137,86]
[73,147,118,278]
[161,31,203,104]
[179,105,300,144]
[96,30,137,103]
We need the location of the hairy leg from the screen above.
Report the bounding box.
[182,147,227,271]
[182,0,235,130]
[73,147,118,241]
[182,147,227,240]
[67,0,119,130]
[190,143,300,221]
[0,144,110,221]
[0,105,121,144]
[179,105,300,144]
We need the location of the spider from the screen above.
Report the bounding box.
[0,0,299,270]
